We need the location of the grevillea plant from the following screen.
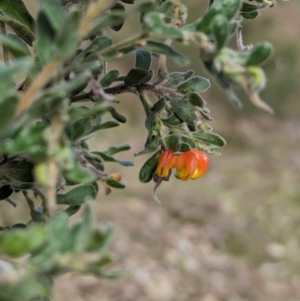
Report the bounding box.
[0,0,275,299]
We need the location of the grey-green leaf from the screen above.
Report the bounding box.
[103,143,131,156]
[0,159,34,183]
[163,70,195,89]
[40,0,65,32]
[0,0,34,45]
[146,41,189,66]
[192,131,226,148]
[56,8,81,59]
[139,152,159,183]
[0,33,30,58]
[0,95,18,134]
[245,42,273,66]
[135,50,152,70]
[106,178,126,189]
[177,76,210,94]
[56,184,98,205]
[170,97,197,125]
[35,10,56,65]
[211,14,229,51]
[100,70,120,87]
[124,67,151,86]
[144,12,183,39]
[92,151,133,167]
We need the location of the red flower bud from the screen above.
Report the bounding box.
[155,149,176,178]
[175,150,209,181]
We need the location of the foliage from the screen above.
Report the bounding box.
[0,0,275,299]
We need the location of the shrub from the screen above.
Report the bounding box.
[0,0,275,299]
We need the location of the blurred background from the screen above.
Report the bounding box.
[1,1,300,300]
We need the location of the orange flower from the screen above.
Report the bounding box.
[155,149,176,178]
[175,150,209,181]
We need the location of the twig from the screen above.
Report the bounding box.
[79,0,115,37]
[98,32,148,56]
[236,25,253,52]
[0,21,9,64]
[5,198,16,207]
[31,187,51,218]
[16,59,60,116]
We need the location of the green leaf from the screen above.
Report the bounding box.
[0,225,47,257]
[139,152,159,183]
[100,70,120,87]
[185,92,205,108]
[108,107,127,123]
[103,143,131,156]
[65,163,96,184]
[165,134,181,150]
[0,0,34,45]
[56,184,98,205]
[163,70,194,88]
[151,97,165,113]
[211,14,229,51]
[0,159,34,183]
[72,117,93,141]
[161,113,182,126]
[0,0,34,30]
[35,10,56,65]
[170,97,198,125]
[89,11,125,37]
[124,67,151,86]
[240,9,259,19]
[177,76,210,94]
[0,124,45,157]
[0,33,30,58]
[106,178,126,189]
[195,0,241,33]
[63,205,81,217]
[0,185,13,201]
[40,0,65,32]
[0,57,33,77]
[92,151,134,166]
[80,35,113,60]
[245,42,273,66]
[89,120,120,133]
[144,12,183,39]
[110,3,125,31]
[135,50,152,70]
[192,131,226,148]
[56,8,81,59]
[74,204,93,253]
[0,95,18,134]
[146,40,189,66]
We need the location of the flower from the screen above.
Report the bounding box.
[175,150,209,181]
[155,148,176,178]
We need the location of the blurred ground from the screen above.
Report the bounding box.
[3,1,300,300]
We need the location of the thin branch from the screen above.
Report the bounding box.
[236,25,253,52]
[98,32,148,56]
[31,187,51,218]
[5,198,16,207]
[79,0,114,37]
[16,59,60,116]
[0,21,9,64]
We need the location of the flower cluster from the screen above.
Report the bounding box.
[156,149,209,181]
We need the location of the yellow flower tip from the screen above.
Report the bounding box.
[110,173,122,181]
[155,148,176,178]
